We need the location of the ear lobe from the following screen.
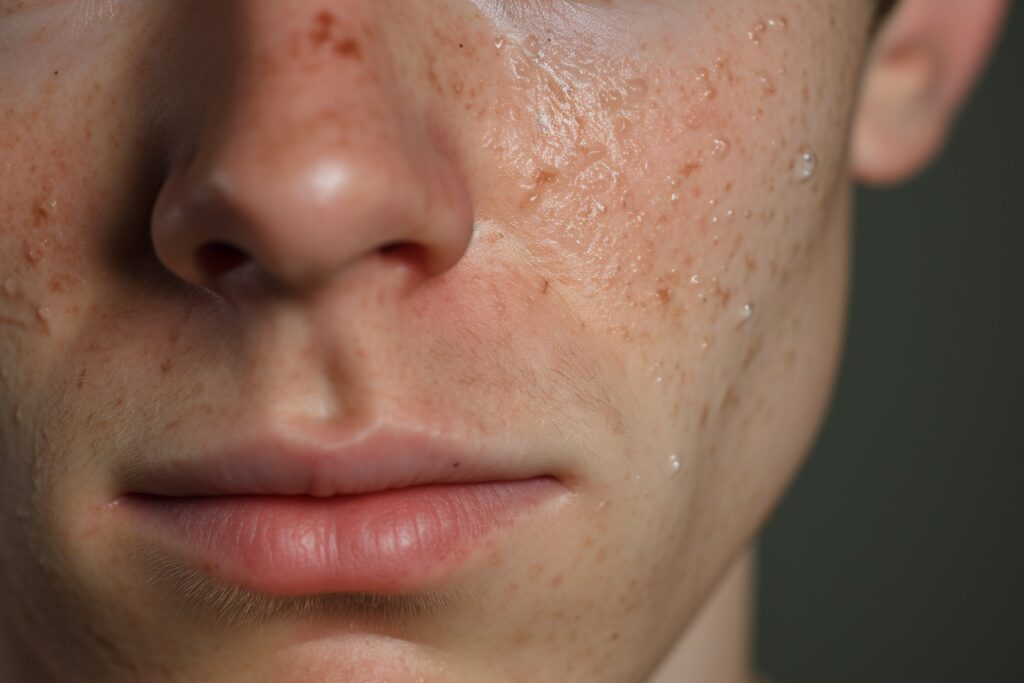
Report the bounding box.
[851,0,1009,186]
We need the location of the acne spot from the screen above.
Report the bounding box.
[309,11,362,59]
[22,239,45,267]
[32,197,57,228]
[34,306,50,334]
[524,166,559,206]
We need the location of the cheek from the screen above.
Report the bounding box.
[0,31,161,356]
[449,2,852,351]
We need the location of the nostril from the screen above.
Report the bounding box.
[196,242,249,279]
[378,241,428,271]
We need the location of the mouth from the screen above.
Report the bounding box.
[117,423,570,596]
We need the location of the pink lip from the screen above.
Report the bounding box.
[118,423,570,595]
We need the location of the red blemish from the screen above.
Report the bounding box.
[333,38,361,58]
[309,11,361,60]
[310,11,335,47]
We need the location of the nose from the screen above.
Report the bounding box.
[151,4,474,297]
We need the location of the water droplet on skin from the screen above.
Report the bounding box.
[755,71,776,95]
[625,78,648,101]
[670,193,680,203]
[767,16,788,29]
[668,454,681,473]
[795,148,818,182]
[690,274,701,285]
[536,111,552,134]
[711,137,730,159]
[747,21,767,45]
[495,36,505,49]
[739,303,754,324]
[523,34,541,58]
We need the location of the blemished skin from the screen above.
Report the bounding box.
[0,0,1007,681]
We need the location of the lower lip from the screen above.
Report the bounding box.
[124,478,563,595]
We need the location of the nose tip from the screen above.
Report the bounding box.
[152,140,474,295]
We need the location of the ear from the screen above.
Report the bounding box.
[851,0,1009,186]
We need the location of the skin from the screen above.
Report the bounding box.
[0,0,1007,681]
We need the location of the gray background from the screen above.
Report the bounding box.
[755,5,1023,683]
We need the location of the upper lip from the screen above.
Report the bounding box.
[120,420,554,498]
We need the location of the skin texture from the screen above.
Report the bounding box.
[0,0,1001,681]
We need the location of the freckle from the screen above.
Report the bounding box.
[310,11,335,48]
[550,573,563,588]
[333,38,361,59]
[657,288,671,304]
[582,536,595,548]
[541,279,550,295]
[160,359,173,374]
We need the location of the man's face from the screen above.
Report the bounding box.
[0,1,873,680]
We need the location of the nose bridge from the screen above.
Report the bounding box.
[152,1,473,294]
[228,3,398,163]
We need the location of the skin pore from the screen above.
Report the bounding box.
[0,0,1006,681]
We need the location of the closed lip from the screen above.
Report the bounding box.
[115,420,571,595]
[119,421,562,498]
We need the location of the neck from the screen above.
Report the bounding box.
[648,547,758,683]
